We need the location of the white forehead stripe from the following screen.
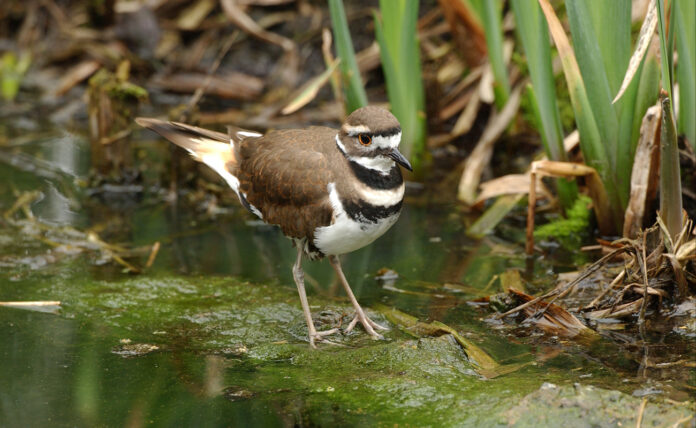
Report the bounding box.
[343,124,371,134]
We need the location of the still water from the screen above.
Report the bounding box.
[0,127,693,426]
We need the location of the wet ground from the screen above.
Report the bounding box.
[0,124,694,427]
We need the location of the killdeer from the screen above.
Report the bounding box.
[136,106,412,347]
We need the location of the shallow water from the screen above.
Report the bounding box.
[0,125,693,427]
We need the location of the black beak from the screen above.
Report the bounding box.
[388,148,413,171]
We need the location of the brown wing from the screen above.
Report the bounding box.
[237,127,337,240]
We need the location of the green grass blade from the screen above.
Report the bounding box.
[328,0,368,113]
[467,194,524,239]
[527,85,578,210]
[512,0,577,210]
[656,0,673,102]
[585,0,632,95]
[613,0,658,104]
[565,0,621,166]
[630,47,660,158]
[374,0,427,172]
[511,0,564,162]
[659,95,683,242]
[538,0,622,234]
[674,0,696,149]
[476,0,510,107]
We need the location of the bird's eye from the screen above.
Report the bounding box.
[358,134,372,146]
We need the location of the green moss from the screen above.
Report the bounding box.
[535,194,592,250]
[1,51,31,101]
[88,69,148,102]
[2,259,692,426]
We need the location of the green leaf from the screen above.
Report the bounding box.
[374,0,427,173]
[656,0,673,101]
[538,0,622,234]
[565,0,621,165]
[475,0,510,107]
[327,0,368,113]
[659,96,683,242]
[674,0,696,150]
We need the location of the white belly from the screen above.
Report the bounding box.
[313,183,402,255]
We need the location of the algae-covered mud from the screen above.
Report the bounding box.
[1,133,694,426]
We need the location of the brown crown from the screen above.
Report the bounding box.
[344,106,401,136]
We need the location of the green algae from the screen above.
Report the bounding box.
[1,261,691,427]
[535,194,593,250]
[1,163,693,427]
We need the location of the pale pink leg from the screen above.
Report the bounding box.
[329,255,388,338]
[292,247,338,348]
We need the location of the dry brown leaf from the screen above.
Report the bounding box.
[624,103,661,238]
[220,0,295,51]
[458,83,524,204]
[355,42,381,73]
[53,60,101,97]
[475,173,548,205]
[613,0,657,104]
[563,129,580,153]
[281,59,339,115]
[176,0,216,30]
[437,0,487,67]
[150,72,263,99]
[452,89,480,136]
[585,299,644,319]
[508,289,594,339]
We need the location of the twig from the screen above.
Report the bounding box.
[526,167,537,255]
[498,247,627,319]
[0,301,61,307]
[635,397,647,428]
[670,414,694,428]
[638,232,650,324]
[4,191,41,219]
[179,31,239,122]
[145,241,161,269]
[582,269,626,310]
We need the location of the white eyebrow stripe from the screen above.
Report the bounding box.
[343,124,371,135]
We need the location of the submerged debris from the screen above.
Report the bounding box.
[112,341,160,358]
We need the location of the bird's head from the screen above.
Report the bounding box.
[336,106,412,172]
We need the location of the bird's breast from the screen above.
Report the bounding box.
[313,182,404,256]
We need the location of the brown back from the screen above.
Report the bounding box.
[236,127,340,240]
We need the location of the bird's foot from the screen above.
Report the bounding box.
[308,327,339,349]
[344,310,388,339]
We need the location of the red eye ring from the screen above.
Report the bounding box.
[358,134,372,145]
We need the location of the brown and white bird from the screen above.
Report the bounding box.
[136,106,411,347]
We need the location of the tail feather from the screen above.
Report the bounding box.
[135,118,232,159]
[136,117,240,191]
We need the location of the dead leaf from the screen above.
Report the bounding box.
[613,0,657,103]
[150,72,263,99]
[220,0,295,51]
[458,82,524,204]
[53,60,100,97]
[282,59,340,115]
[624,103,661,238]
